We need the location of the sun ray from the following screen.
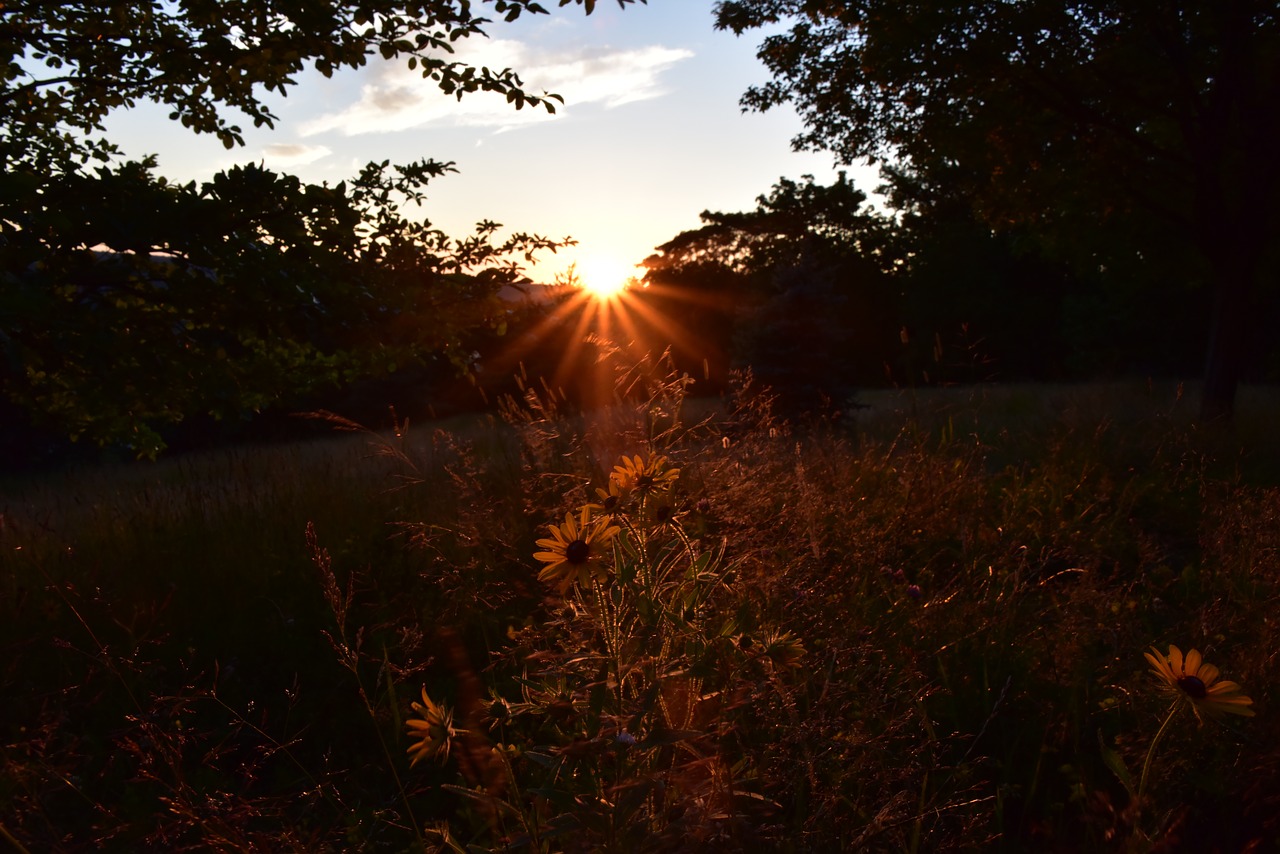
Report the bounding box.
[485,262,733,414]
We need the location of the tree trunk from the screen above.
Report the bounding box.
[1193,2,1276,423]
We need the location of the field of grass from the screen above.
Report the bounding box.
[2,373,1278,852]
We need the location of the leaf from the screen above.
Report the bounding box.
[439,784,522,817]
[1097,730,1134,797]
[638,728,703,748]
[612,779,655,825]
[522,750,560,770]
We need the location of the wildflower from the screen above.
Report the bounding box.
[484,692,511,730]
[493,742,520,761]
[406,687,455,766]
[612,453,679,496]
[906,584,922,600]
[761,629,807,669]
[534,506,620,593]
[1144,644,1254,722]
[646,499,677,527]
[587,478,631,517]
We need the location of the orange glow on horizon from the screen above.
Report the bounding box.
[486,263,726,413]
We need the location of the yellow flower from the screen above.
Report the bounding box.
[587,478,631,517]
[406,687,455,766]
[644,498,677,527]
[534,506,620,593]
[761,629,807,670]
[612,453,680,496]
[1145,644,1254,722]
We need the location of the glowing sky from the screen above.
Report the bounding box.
[102,1,880,283]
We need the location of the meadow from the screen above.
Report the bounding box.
[2,369,1278,852]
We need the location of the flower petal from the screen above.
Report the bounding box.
[1183,648,1202,677]
[1146,648,1175,687]
[1204,696,1255,717]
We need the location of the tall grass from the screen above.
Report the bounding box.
[2,377,1278,851]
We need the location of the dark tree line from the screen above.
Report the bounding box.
[713,0,1280,420]
[634,164,1263,411]
[4,0,1276,466]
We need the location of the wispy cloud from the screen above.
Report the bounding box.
[300,40,693,137]
[259,143,332,167]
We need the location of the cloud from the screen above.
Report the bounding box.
[259,143,332,167]
[300,40,694,137]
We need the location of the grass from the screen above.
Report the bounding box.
[2,374,1278,852]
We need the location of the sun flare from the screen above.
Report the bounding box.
[575,256,635,300]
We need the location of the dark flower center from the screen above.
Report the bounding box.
[603,495,619,511]
[1177,675,1208,699]
[565,539,591,564]
[637,474,655,489]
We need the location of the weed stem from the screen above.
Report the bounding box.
[0,821,32,854]
[1137,700,1181,808]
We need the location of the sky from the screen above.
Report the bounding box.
[103,1,881,287]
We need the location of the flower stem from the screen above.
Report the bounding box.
[1137,700,1181,808]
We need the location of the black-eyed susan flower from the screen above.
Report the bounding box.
[1145,644,1254,722]
[534,506,620,593]
[612,453,679,496]
[638,496,683,530]
[406,687,455,766]
[761,629,807,670]
[587,478,631,517]
[484,691,511,731]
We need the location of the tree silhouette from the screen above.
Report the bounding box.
[0,0,642,455]
[640,174,899,406]
[716,0,1279,419]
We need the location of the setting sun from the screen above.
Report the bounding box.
[575,256,636,300]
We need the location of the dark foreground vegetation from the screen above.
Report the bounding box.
[3,373,1279,852]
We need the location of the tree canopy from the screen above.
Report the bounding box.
[715,0,1280,419]
[2,0,642,167]
[639,173,900,403]
[1,0,643,459]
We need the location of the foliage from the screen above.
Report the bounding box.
[639,173,900,407]
[0,155,570,456]
[0,0,647,456]
[714,0,1280,419]
[644,172,897,278]
[1,0,644,167]
[419,448,802,851]
[3,379,1280,850]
